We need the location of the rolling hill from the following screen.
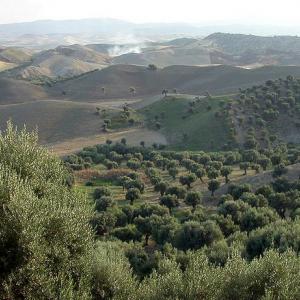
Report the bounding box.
[140,95,231,151]
[205,33,300,54]
[110,34,300,68]
[0,100,104,144]
[0,47,33,64]
[229,75,300,147]
[0,78,48,103]
[6,44,110,81]
[49,64,300,100]
[205,33,300,67]
[111,39,212,67]
[4,33,300,84]
[3,63,300,150]
[0,61,17,72]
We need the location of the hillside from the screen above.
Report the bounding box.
[0,61,17,72]
[4,64,300,151]
[0,78,48,103]
[0,47,33,64]
[50,64,300,100]
[112,34,300,68]
[206,33,300,67]
[7,44,110,81]
[0,100,105,143]
[140,75,300,151]
[112,39,213,67]
[229,75,300,147]
[140,95,232,151]
[206,33,300,54]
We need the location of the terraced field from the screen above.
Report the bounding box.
[74,161,257,207]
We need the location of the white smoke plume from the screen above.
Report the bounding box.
[108,45,142,56]
[106,34,148,56]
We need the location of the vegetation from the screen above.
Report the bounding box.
[141,96,232,151]
[4,75,300,299]
[58,125,300,299]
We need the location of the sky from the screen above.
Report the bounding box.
[1,0,300,26]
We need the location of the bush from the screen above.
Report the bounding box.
[112,225,142,242]
[95,196,115,212]
[174,220,223,250]
[93,187,112,200]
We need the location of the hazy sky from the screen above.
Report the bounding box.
[1,0,300,25]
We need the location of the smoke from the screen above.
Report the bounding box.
[108,45,142,56]
[106,33,148,56]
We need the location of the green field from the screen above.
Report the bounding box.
[140,96,231,151]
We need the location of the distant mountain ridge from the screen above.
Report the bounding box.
[0,18,201,36]
[2,18,300,38]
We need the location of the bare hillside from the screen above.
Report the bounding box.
[0,78,48,103]
[50,64,300,100]
[9,44,111,80]
[0,47,33,64]
[0,100,104,143]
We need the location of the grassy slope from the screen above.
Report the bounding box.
[141,96,231,151]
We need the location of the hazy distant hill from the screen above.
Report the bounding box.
[204,33,300,66]
[0,19,135,36]
[109,34,300,68]
[5,44,110,80]
[0,47,33,64]
[206,33,300,54]
[2,19,300,37]
[112,39,212,67]
[5,33,300,82]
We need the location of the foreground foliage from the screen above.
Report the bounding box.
[0,122,93,299]
[2,122,300,299]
